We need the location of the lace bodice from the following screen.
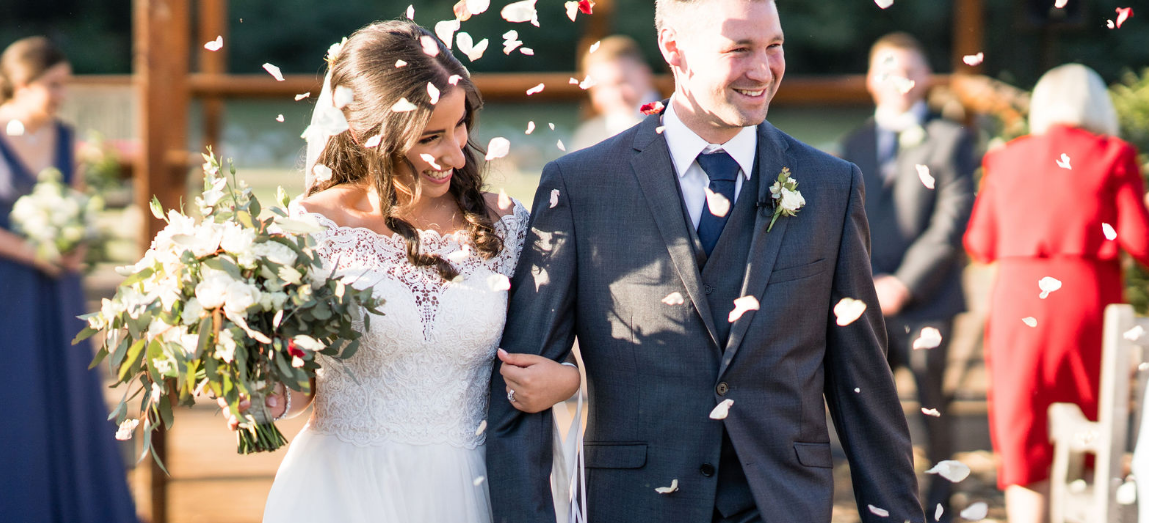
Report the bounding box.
[291,200,530,449]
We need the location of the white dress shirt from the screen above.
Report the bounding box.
[661,97,758,229]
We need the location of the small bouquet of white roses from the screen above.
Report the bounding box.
[76,149,384,468]
[10,167,102,263]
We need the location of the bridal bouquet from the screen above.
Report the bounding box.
[10,167,102,263]
[76,150,384,467]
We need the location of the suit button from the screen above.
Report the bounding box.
[700,463,716,477]
[703,284,714,295]
[716,382,729,396]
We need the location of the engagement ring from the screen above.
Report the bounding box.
[507,389,516,403]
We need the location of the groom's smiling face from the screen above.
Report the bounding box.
[659,0,785,143]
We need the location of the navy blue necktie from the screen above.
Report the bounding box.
[696,150,740,257]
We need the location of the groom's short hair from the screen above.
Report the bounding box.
[655,0,771,31]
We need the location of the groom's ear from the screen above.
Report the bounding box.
[657,27,684,70]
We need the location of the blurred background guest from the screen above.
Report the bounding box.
[839,32,977,521]
[0,36,136,522]
[964,63,1149,523]
[570,35,660,151]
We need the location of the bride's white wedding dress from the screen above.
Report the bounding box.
[262,200,529,523]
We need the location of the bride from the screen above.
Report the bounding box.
[222,20,582,522]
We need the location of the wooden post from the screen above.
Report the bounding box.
[952,0,985,75]
[135,0,189,519]
[199,0,228,151]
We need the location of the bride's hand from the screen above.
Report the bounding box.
[497,349,581,414]
[216,386,288,431]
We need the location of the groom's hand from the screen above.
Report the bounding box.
[497,349,581,414]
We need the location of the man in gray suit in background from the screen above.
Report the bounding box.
[488,1,924,522]
[839,33,978,522]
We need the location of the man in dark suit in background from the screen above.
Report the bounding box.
[839,32,979,521]
[488,2,924,522]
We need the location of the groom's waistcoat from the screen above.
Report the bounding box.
[693,157,760,518]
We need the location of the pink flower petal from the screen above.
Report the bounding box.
[1116,7,1133,28]
[640,101,665,115]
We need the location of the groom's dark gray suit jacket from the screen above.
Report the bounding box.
[487,109,924,523]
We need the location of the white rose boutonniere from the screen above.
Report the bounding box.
[768,167,805,232]
[898,124,927,150]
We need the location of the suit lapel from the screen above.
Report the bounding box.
[720,122,793,376]
[629,113,722,350]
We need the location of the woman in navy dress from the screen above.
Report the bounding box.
[0,36,136,522]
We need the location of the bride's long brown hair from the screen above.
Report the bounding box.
[307,20,503,280]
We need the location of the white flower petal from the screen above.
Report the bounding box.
[487,274,511,292]
[709,399,734,420]
[448,74,462,86]
[921,407,941,417]
[704,188,732,218]
[426,82,441,105]
[485,137,511,160]
[434,20,461,49]
[473,476,485,486]
[294,92,310,101]
[1038,276,1062,299]
[915,164,935,189]
[313,164,333,182]
[466,0,490,15]
[262,63,285,81]
[654,479,679,494]
[874,0,894,9]
[935,504,945,522]
[204,36,223,51]
[589,41,601,53]
[364,134,382,148]
[6,119,25,136]
[333,86,354,109]
[960,501,988,520]
[391,98,418,112]
[275,114,284,123]
[420,35,440,57]
[661,292,685,306]
[962,52,984,66]
[475,420,487,436]
[525,121,535,134]
[912,327,943,350]
[1125,325,1145,341]
[868,504,890,517]
[1116,480,1137,505]
[1057,153,1072,170]
[1023,317,1038,327]
[501,0,538,23]
[406,5,414,19]
[1103,222,1117,240]
[834,297,868,326]
[728,296,760,323]
[497,189,513,210]
[926,460,971,483]
[526,83,545,96]
[557,140,566,151]
[396,60,408,68]
[420,154,442,171]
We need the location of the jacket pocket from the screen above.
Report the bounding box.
[793,442,833,468]
[584,442,648,469]
[769,258,828,284]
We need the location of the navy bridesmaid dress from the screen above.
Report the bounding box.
[0,122,137,522]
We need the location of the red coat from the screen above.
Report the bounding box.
[965,124,1149,488]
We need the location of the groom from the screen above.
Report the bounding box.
[488,1,924,522]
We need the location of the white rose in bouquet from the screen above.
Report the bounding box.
[10,167,101,263]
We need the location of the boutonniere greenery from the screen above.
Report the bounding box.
[768,167,805,232]
[898,124,927,149]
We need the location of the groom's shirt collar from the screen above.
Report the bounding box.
[662,96,757,181]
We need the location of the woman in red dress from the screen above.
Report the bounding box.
[965,63,1149,522]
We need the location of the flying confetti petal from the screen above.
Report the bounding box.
[912,327,943,350]
[275,114,284,123]
[548,123,556,130]
[579,75,597,90]
[709,399,734,420]
[1056,153,1072,169]
[662,292,685,306]
[467,0,490,15]
[396,60,408,68]
[1023,317,1038,327]
[448,75,462,86]
[1125,325,1145,341]
[834,298,867,326]
[475,420,487,436]
[391,98,418,112]
[485,137,511,161]
[550,189,560,208]
[6,119,25,136]
[313,164,333,183]
[926,460,971,483]
[557,140,566,151]
[1055,0,1068,7]
[729,296,760,323]
[962,53,984,66]
[921,408,941,417]
[1038,277,1062,299]
[1116,7,1133,28]
[525,121,535,134]
[435,20,461,49]
[421,35,440,57]
[579,0,595,14]
[473,476,485,486]
[498,188,512,210]
[589,41,601,54]
[935,504,945,522]
[960,502,988,520]
[365,134,382,148]
[294,92,311,101]
[428,83,441,105]
[868,505,890,517]
[501,0,538,23]
[874,0,894,9]
[654,479,679,494]
[915,164,935,189]
[1116,480,1137,505]
[456,33,489,62]
[420,154,442,171]
[1103,223,1117,240]
[526,83,545,96]
[705,188,732,218]
[204,36,223,52]
[565,1,580,22]
[262,63,285,81]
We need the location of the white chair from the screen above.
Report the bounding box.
[1049,304,1145,523]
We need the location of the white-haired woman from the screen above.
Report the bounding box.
[965,63,1149,523]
